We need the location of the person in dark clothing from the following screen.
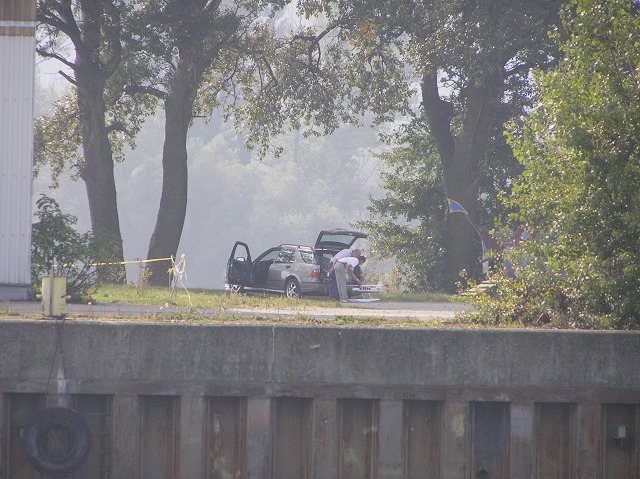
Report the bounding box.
[351,262,364,284]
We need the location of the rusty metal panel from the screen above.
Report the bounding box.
[404,400,442,479]
[139,396,179,479]
[338,399,379,479]
[602,403,639,479]
[510,404,534,478]
[534,402,574,479]
[378,400,403,479]
[246,398,272,478]
[205,396,246,479]
[5,393,110,479]
[273,397,311,479]
[312,398,338,479]
[6,393,44,479]
[575,402,600,477]
[72,394,111,479]
[471,402,510,479]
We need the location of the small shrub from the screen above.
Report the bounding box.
[31,195,114,302]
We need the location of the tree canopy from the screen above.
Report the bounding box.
[472,0,640,328]
[35,0,563,291]
[290,0,562,290]
[36,0,156,281]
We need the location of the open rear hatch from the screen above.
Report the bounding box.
[314,228,368,251]
[314,229,368,271]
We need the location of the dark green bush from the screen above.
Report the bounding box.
[31,195,119,302]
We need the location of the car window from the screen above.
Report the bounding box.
[300,250,316,264]
[256,248,281,262]
[315,230,367,250]
[233,247,249,261]
[276,248,295,263]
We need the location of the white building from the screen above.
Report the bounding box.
[0,0,35,299]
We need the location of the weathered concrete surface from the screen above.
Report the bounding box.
[1,320,638,400]
[2,320,639,478]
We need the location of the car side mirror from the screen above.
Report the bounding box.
[235,257,246,262]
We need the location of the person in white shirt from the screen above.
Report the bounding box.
[331,255,366,302]
[330,248,361,266]
[327,248,361,300]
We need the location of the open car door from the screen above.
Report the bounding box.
[226,242,252,290]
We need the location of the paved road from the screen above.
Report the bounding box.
[1,299,472,322]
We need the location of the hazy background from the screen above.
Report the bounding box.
[33,63,388,289]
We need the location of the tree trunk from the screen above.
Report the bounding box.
[422,67,504,290]
[146,53,203,286]
[36,0,127,283]
[76,77,125,282]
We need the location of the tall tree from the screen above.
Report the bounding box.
[125,0,293,285]
[251,0,562,290]
[37,0,125,280]
[414,0,563,287]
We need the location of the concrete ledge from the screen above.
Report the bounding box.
[1,320,638,401]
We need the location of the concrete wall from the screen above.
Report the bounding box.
[1,320,639,478]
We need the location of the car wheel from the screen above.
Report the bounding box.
[285,278,301,298]
[230,284,244,293]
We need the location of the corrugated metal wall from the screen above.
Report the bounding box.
[5,392,640,479]
[0,0,35,299]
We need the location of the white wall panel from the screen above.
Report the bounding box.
[0,12,36,299]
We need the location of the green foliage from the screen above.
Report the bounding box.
[234,2,412,158]
[359,121,448,291]
[33,94,82,186]
[35,1,157,186]
[360,110,522,292]
[280,0,561,289]
[31,195,119,302]
[460,256,613,329]
[472,0,640,329]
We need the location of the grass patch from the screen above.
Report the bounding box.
[16,284,463,328]
[93,284,334,310]
[380,291,453,302]
[92,284,454,310]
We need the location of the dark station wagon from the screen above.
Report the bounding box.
[225,229,367,298]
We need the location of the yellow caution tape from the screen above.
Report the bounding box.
[52,257,175,268]
[90,257,174,267]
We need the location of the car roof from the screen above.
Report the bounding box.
[314,229,368,251]
[279,244,314,250]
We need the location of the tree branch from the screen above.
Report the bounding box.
[36,10,81,46]
[421,71,455,162]
[124,84,167,100]
[58,70,77,86]
[106,121,130,134]
[101,1,124,77]
[36,48,76,70]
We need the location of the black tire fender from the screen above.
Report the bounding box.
[22,407,92,474]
